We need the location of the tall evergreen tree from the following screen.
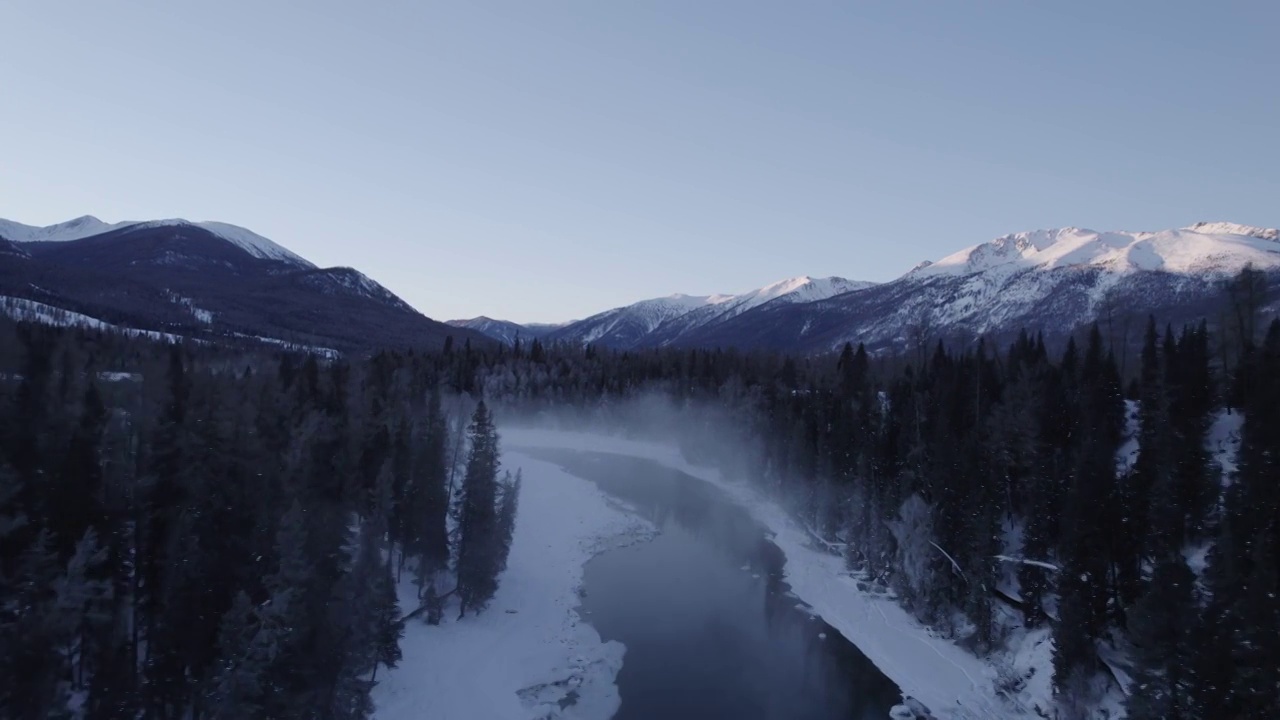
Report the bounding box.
[453,401,501,617]
[410,383,451,599]
[496,469,521,575]
[1125,555,1198,719]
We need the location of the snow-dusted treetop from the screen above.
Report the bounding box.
[0,215,314,267]
[909,222,1280,279]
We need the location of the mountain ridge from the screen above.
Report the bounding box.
[539,275,874,349]
[465,221,1280,353]
[1,216,314,267]
[0,215,488,353]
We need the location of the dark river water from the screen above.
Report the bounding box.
[516,448,902,720]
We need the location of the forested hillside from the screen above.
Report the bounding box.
[0,321,514,719]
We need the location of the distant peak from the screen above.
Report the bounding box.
[138,219,314,267]
[0,215,123,244]
[1183,221,1279,242]
[913,222,1280,279]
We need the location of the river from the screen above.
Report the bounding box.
[516,448,903,720]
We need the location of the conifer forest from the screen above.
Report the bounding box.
[1,268,1277,718]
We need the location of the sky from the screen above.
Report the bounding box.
[2,1,1278,323]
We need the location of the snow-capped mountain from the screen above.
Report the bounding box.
[687,222,1280,354]
[544,293,731,349]
[0,216,313,267]
[0,215,488,352]
[911,223,1280,279]
[643,276,876,347]
[446,317,564,346]
[0,215,125,244]
[545,276,874,349]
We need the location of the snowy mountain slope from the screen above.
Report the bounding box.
[447,317,564,345]
[912,224,1280,280]
[544,294,731,348]
[0,215,128,244]
[0,294,340,357]
[146,220,313,266]
[0,215,490,352]
[690,222,1280,354]
[0,238,29,260]
[295,267,417,313]
[0,215,314,267]
[645,276,876,347]
[546,276,874,349]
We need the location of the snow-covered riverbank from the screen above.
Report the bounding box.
[374,428,1052,719]
[500,429,1042,720]
[373,448,655,720]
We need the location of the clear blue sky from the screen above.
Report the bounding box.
[2,2,1277,323]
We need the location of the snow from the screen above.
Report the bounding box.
[497,428,1044,719]
[726,276,876,312]
[142,220,313,266]
[1183,221,1279,242]
[0,215,127,243]
[1207,409,1244,482]
[568,295,729,344]
[297,269,414,311]
[230,333,340,359]
[0,215,314,267]
[96,371,142,382]
[165,290,214,324]
[910,223,1280,280]
[555,276,875,346]
[994,556,1059,572]
[373,449,655,720]
[0,295,184,343]
[1116,400,1141,474]
[1,295,341,358]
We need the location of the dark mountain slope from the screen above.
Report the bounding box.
[0,220,488,353]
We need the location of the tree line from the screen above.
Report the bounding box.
[0,320,515,720]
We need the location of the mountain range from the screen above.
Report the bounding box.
[453,222,1280,354]
[0,215,489,354]
[5,215,1277,358]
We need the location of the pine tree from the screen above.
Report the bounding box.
[453,401,501,617]
[1198,320,1280,717]
[206,592,266,720]
[1168,323,1215,541]
[496,469,521,574]
[48,382,108,556]
[5,529,67,718]
[257,501,316,718]
[1131,317,1168,557]
[1125,555,1198,719]
[410,384,450,600]
[1053,327,1122,698]
[321,513,401,720]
